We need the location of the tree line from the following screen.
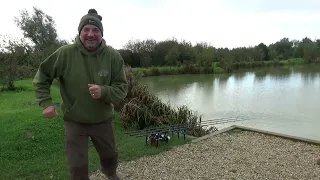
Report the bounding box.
[1,7,320,90]
[120,37,320,69]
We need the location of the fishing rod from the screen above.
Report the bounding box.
[125,116,250,136]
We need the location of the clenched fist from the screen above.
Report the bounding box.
[43,106,59,119]
[88,84,102,99]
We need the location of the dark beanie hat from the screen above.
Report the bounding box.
[78,9,103,36]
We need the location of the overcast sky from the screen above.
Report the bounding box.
[1,0,320,49]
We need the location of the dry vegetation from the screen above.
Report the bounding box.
[114,65,216,137]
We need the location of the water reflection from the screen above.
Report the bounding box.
[140,65,320,140]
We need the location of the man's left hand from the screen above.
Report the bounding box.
[88,84,102,99]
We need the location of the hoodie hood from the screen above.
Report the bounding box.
[75,35,107,56]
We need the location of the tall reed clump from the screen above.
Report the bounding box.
[114,65,216,137]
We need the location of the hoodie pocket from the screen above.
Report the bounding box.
[64,93,112,123]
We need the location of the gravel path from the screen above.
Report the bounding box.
[90,130,320,180]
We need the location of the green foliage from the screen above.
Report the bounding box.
[14,7,68,52]
[164,46,181,66]
[0,7,69,91]
[120,36,320,70]
[0,35,34,91]
[132,58,305,77]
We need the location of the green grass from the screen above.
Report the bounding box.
[279,58,305,65]
[0,79,191,180]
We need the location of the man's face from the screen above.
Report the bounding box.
[80,24,102,51]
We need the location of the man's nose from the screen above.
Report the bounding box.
[88,30,94,36]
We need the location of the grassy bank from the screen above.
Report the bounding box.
[0,79,191,180]
[133,58,306,77]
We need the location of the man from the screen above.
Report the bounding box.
[32,8,128,180]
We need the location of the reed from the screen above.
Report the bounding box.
[114,65,215,137]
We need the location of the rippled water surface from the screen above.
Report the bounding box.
[140,65,320,141]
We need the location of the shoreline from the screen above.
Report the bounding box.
[132,58,309,77]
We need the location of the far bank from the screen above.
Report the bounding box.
[132,58,309,77]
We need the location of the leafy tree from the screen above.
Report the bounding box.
[0,7,68,91]
[164,46,181,66]
[0,36,32,90]
[14,7,67,52]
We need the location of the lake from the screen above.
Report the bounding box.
[139,64,320,141]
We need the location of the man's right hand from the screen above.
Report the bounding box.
[43,106,59,119]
